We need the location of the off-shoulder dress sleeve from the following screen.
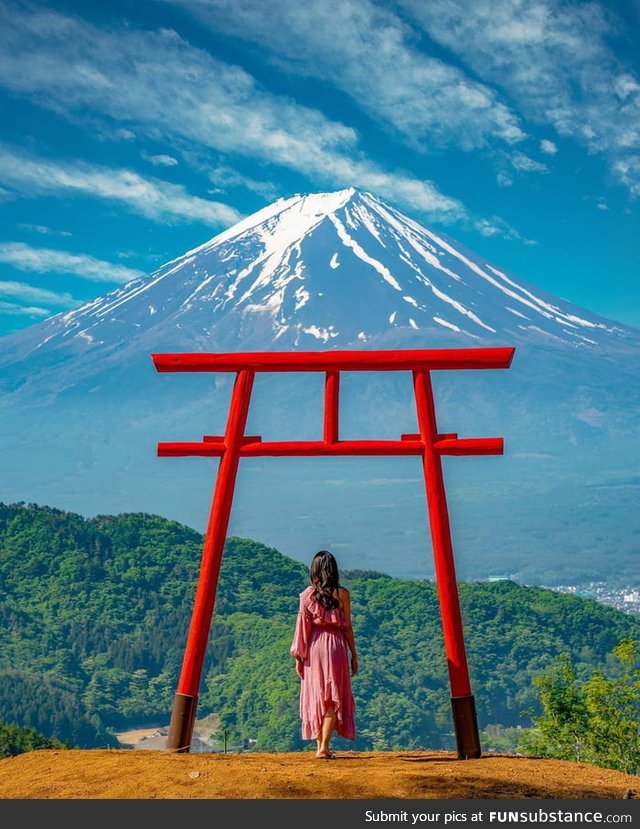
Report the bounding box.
[290,592,312,660]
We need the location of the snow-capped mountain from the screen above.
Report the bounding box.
[1,189,638,583]
[4,188,634,369]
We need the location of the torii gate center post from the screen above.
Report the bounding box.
[152,347,516,757]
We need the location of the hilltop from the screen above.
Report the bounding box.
[0,749,637,799]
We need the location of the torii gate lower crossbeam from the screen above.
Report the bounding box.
[152,347,515,757]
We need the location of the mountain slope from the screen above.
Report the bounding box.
[0,189,638,581]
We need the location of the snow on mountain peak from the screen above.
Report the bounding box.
[186,187,357,258]
[6,188,636,361]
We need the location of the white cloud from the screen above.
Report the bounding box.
[396,0,640,196]
[0,4,467,222]
[167,0,526,152]
[0,280,79,307]
[0,242,143,284]
[613,156,640,197]
[208,164,279,200]
[115,128,136,141]
[509,152,548,173]
[475,221,502,237]
[497,171,514,187]
[0,145,241,226]
[142,152,179,167]
[336,166,463,217]
[17,223,72,237]
[473,214,535,244]
[540,139,558,155]
[0,300,50,317]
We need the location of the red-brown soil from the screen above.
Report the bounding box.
[0,749,637,799]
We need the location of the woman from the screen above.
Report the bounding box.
[290,550,358,759]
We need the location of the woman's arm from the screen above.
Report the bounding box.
[340,588,358,676]
[290,593,312,679]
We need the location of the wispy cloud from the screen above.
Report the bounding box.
[0,242,143,284]
[473,214,536,244]
[18,223,72,237]
[0,4,467,222]
[0,145,241,226]
[540,139,558,155]
[208,164,279,200]
[0,280,79,307]
[115,128,136,142]
[614,156,640,197]
[509,152,548,173]
[0,300,50,317]
[497,171,514,188]
[167,0,526,152]
[141,152,179,167]
[396,0,640,196]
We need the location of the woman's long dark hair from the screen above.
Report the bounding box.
[310,550,340,609]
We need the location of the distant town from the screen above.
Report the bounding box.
[484,575,640,616]
[540,582,640,616]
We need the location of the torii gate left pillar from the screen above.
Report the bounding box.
[152,347,515,757]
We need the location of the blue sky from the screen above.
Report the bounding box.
[0,0,639,336]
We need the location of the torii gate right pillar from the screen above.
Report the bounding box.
[414,370,481,759]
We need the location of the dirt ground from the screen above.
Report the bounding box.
[0,749,637,799]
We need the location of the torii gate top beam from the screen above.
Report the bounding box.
[152,347,515,374]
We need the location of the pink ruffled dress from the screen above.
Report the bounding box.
[290,586,356,741]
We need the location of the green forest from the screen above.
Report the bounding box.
[1,502,639,753]
[0,720,68,758]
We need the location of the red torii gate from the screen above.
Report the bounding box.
[152,347,515,757]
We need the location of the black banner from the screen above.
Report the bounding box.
[1,798,638,826]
